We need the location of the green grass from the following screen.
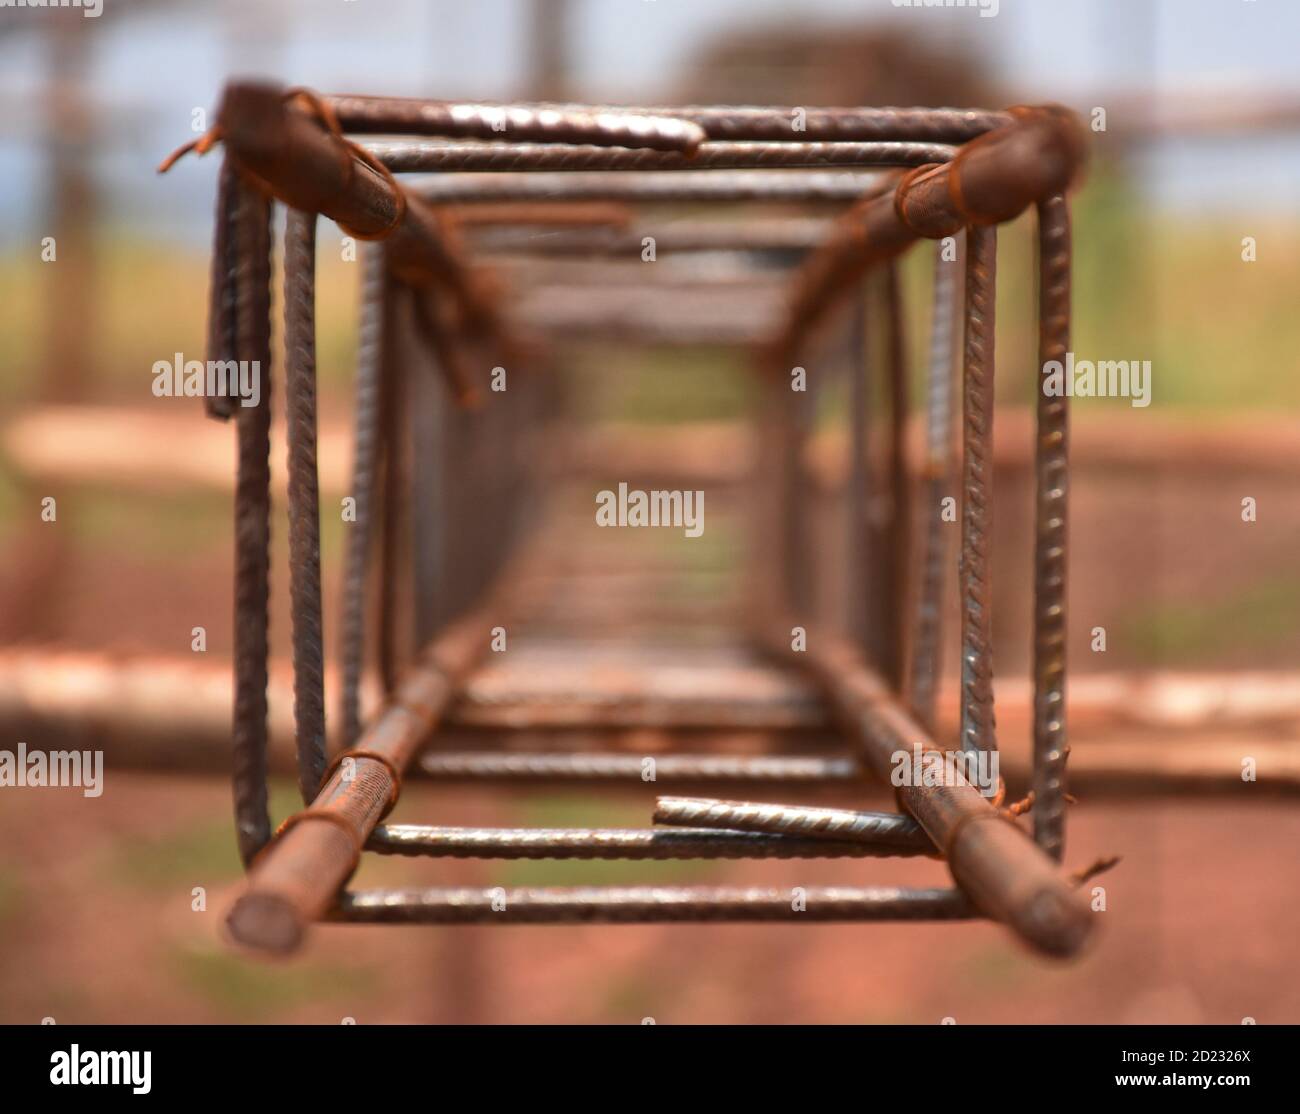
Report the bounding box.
[1119,573,1300,666]
[4,186,1298,416]
[0,233,361,403]
[111,781,301,892]
[171,945,379,1021]
[569,345,752,425]
[949,944,1032,996]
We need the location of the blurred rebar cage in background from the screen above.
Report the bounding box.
[177,82,1098,959]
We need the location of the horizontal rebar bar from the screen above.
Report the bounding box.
[327,94,707,152]
[514,285,783,346]
[653,796,931,848]
[369,140,955,174]
[467,218,830,256]
[331,97,1008,143]
[416,751,861,782]
[331,885,975,924]
[225,550,536,956]
[564,104,1011,143]
[367,823,924,860]
[762,619,1094,958]
[415,170,889,205]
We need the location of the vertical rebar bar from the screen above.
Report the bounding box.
[1032,194,1072,859]
[204,158,239,421]
[338,244,388,747]
[958,225,998,758]
[787,357,815,616]
[379,290,412,694]
[230,177,273,865]
[284,209,328,803]
[883,260,910,693]
[845,286,870,651]
[908,238,961,732]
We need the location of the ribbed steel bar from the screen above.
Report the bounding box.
[515,285,782,346]
[327,95,707,152]
[337,245,388,748]
[762,622,1093,956]
[496,256,791,288]
[226,560,529,955]
[624,104,1010,143]
[283,209,328,803]
[229,176,273,868]
[410,288,479,406]
[203,157,238,421]
[367,824,919,860]
[416,751,861,783]
[448,200,635,228]
[845,284,870,652]
[216,82,503,347]
[651,105,1009,142]
[908,239,961,733]
[413,102,1009,143]
[378,298,411,696]
[467,218,830,257]
[1033,194,1072,860]
[653,796,931,849]
[782,348,814,614]
[331,885,975,925]
[415,170,887,205]
[883,260,910,694]
[368,140,956,174]
[772,107,1084,365]
[958,225,998,757]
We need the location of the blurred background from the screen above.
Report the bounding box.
[0,0,1298,1024]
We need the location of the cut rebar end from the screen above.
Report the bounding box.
[1016,885,1096,959]
[226,892,307,956]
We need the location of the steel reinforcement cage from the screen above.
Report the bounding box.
[167,82,1090,959]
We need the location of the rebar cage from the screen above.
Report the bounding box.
[174,83,1090,958]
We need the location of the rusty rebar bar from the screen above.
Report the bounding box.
[1033,194,1072,860]
[448,201,634,228]
[908,239,961,733]
[283,209,328,802]
[327,94,707,152]
[216,81,503,347]
[367,823,918,860]
[331,885,974,924]
[762,622,1093,957]
[415,751,860,783]
[415,170,887,205]
[781,352,814,615]
[337,244,388,748]
[368,140,956,174]
[845,284,870,652]
[653,796,931,849]
[772,107,1084,365]
[226,557,529,955]
[467,218,830,257]
[883,260,910,694]
[618,104,1011,143]
[515,285,783,346]
[230,176,273,867]
[378,298,412,696]
[958,225,998,757]
[384,101,1009,144]
[203,157,239,421]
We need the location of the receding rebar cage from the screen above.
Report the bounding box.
[165,82,1091,959]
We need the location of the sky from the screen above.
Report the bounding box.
[0,0,1297,242]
